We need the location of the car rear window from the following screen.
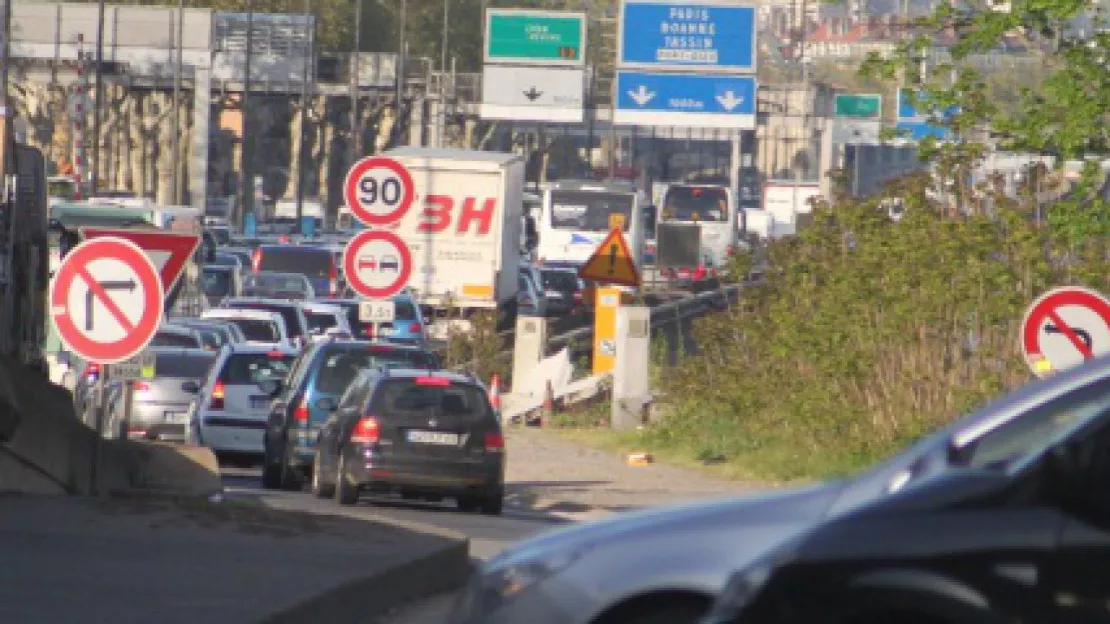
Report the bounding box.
[227,318,280,342]
[195,330,223,350]
[305,310,338,332]
[256,248,331,279]
[395,300,418,321]
[151,331,201,348]
[219,353,296,384]
[542,271,578,292]
[314,348,440,394]
[227,302,305,339]
[373,380,491,422]
[201,269,232,297]
[154,353,215,378]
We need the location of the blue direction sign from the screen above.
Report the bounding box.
[896,88,955,141]
[614,71,756,129]
[619,1,756,72]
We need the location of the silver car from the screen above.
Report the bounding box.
[107,347,217,442]
[450,356,1110,624]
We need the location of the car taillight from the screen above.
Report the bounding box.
[415,376,450,386]
[362,324,374,337]
[484,432,504,452]
[267,350,286,358]
[132,381,151,392]
[210,381,225,409]
[84,362,101,381]
[693,266,707,281]
[293,398,310,422]
[251,249,261,272]
[409,322,421,332]
[573,291,583,303]
[351,416,380,444]
[329,260,339,297]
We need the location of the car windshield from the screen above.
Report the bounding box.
[256,248,331,279]
[153,353,215,378]
[218,352,296,384]
[549,190,634,232]
[951,380,1110,472]
[373,380,491,422]
[226,318,280,343]
[315,348,440,394]
[150,331,200,348]
[660,186,729,222]
[201,269,232,297]
[541,270,578,292]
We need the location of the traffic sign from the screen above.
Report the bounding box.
[579,228,641,288]
[619,1,756,73]
[896,88,955,142]
[834,94,881,119]
[108,352,157,380]
[81,228,200,296]
[1021,286,1110,378]
[50,237,164,364]
[359,300,396,323]
[485,9,586,66]
[343,229,413,299]
[480,65,585,123]
[614,71,756,128]
[343,156,416,226]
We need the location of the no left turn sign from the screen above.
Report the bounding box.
[1021,286,1110,378]
[50,237,165,364]
[343,156,415,226]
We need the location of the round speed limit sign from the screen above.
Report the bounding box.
[343,156,415,226]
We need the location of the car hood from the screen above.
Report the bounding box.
[484,480,846,571]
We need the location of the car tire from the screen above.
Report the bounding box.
[261,459,282,490]
[279,443,301,491]
[456,496,478,513]
[335,453,359,506]
[479,489,504,516]
[311,449,335,498]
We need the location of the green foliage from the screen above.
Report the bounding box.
[441,312,508,385]
[858,0,1110,245]
[641,178,1109,481]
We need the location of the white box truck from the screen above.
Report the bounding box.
[383,147,525,322]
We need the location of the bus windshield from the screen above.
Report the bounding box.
[660,186,729,222]
[549,191,634,232]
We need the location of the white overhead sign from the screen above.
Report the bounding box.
[831,119,883,145]
[480,66,585,123]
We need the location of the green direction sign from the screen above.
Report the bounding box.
[834,94,882,119]
[485,10,586,66]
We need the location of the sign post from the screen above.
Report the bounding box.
[1021,287,1110,378]
[481,9,587,123]
[343,155,416,327]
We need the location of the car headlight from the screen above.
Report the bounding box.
[468,546,589,614]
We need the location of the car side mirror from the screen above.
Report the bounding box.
[180,380,201,394]
[257,379,282,397]
[316,397,338,412]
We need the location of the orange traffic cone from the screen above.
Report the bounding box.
[540,380,555,427]
[488,373,502,413]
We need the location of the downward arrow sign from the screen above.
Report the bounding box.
[627,85,656,106]
[716,90,744,111]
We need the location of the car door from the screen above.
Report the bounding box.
[317,375,370,474]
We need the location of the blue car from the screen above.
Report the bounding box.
[333,292,429,347]
[251,244,339,298]
[260,340,442,489]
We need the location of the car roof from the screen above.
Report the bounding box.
[257,244,330,253]
[225,343,298,355]
[380,368,474,382]
[247,271,309,280]
[300,302,342,313]
[223,297,303,308]
[146,346,215,358]
[158,323,197,335]
[202,264,236,272]
[204,308,283,320]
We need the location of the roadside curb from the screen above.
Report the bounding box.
[259,535,472,624]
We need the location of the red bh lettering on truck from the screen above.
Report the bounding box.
[417,196,498,235]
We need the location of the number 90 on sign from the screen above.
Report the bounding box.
[344,156,415,226]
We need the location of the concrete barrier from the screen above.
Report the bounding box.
[0,355,221,497]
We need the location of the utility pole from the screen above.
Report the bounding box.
[91,0,105,193]
[395,0,406,108]
[438,0,449,147]
[348,0,362,166]
[295,0,313,225]
[172,0,184,204]
[237,0,254,231]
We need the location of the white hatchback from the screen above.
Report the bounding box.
[201,308,291,348]
[189,344,299,464]
[299,302,353,343]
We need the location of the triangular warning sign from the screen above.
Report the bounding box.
[578,228,640,287]
[80,227,201,295]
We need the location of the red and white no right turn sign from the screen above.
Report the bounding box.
[1021,287,1110,378]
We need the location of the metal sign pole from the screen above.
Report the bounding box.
[90,365,109,495]
[120,379,134,443]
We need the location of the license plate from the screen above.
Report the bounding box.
[250,396,270,409]
[377,326,393,336]
[406,430,459,445]
[164,411,188,424]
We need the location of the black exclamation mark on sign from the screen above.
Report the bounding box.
[608,244,618,275]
